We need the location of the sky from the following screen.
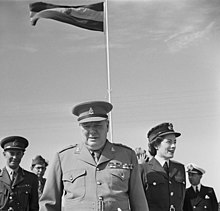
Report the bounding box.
[0,0,220,201]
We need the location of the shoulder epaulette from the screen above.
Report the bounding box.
[113,143,133,151]
[59,144,77,153]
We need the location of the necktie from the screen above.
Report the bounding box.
[163,162,169,175]
[195,186,199,194]
[10,171,16,182]
[91,151,99,163]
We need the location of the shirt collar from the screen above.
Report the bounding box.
[6,166,19,175]
[193,183,201,191]
[155,156,169,167]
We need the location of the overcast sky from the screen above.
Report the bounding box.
[0,0,220,200]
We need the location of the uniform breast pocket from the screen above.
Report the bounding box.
[0,186,8,207]
[146,173,167,200]
[16,184,31,208]
[110,169,130,192]
[173,175,186,199]
[63,169,86,199]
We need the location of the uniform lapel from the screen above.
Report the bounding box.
[13,167,24,186]
[0,167,11,186]
[169,161,178,178]
[76,143,97,166]
[149,157,169,179]
[196,185,206,204]
[189,186,202,206]
[98,140,115,165]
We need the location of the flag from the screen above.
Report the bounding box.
[29,2,104,32]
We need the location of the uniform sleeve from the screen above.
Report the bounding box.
[210,187,218,211]
[183,190,193,211]
[29,174,40,211]
[139,163,148,194]
[40,152,63,211]
[128,150,149,211]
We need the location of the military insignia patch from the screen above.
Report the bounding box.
[88,107,94,114]
[13,140,19,147]
[108,162,134,170]
[168,123,173,130]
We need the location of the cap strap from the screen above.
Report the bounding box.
[78,114,108,122]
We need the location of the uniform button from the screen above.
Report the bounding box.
[169,181,172,184]
[153,182,156,185]
[96,168,100,171]
[8,207,14,211]
[170,192,174,196]
[97,181,102,185]
[98,196,103,200]
[9,196,13,199]
[204,206,207,208]
[193,205,196,209]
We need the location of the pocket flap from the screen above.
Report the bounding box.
[63,169,86,183]
[110,169,129,181]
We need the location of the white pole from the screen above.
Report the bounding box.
[104,0,113,142]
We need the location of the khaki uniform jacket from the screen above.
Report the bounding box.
[40,140,149,211]
[183,185,218,211]
[140,157,186,211]
[0,167,39,211]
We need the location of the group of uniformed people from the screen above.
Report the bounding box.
[136,124,219,211]
[0,100,219,211]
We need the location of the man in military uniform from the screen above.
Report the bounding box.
[40,100,149,211]
[0,136,39,211]
[140,122,186,211]
[31,155,48,199]
[183,163,218,211]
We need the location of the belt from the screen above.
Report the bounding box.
[64,200,130,211]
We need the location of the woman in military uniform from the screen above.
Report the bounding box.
[140,122,186,211]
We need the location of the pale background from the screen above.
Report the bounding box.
[0,0,220,201]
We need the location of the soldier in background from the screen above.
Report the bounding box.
[183,163,218,211]
[140,122,186,211]
[31,155,48,199]
[40,100,149,211]
[0,136,39,211]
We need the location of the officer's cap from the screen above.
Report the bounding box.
[147,122,181,143]
[186,163,205,175]
[0,136,29,151]
[72,101,113,123]
[31,155,48,167]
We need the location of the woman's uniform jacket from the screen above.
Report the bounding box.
[140,157,186,211]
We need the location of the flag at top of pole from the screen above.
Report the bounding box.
[29,1,113,141]
[29,2,104,32]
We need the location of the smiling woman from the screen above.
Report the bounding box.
[139,122,185,211]
[0,0,220,203]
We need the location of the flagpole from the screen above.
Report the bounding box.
[104,0,113,142]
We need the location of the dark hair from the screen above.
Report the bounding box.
[148,136,163,156]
